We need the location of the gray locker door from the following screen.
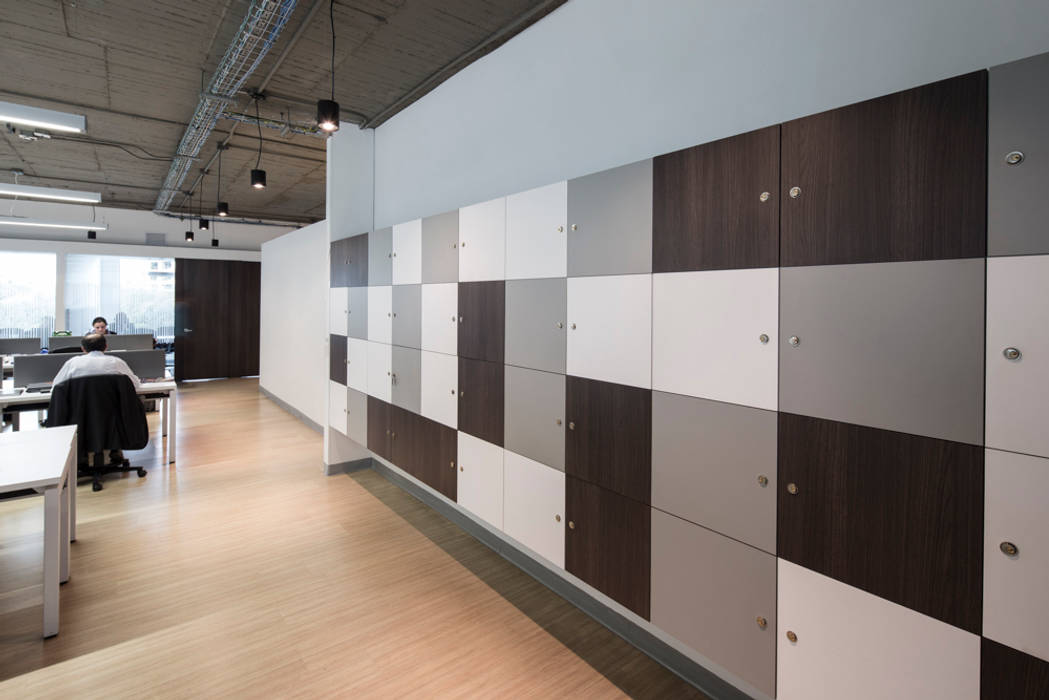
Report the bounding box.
[347,387,368,445]
[567,159,653,277]
[651,510,776,697]
[392,284,422,350]
[651,392,776,554]
[780,259,985,445]
[505,277,566,374]
[989,51,1049,256]
[504,365,566,471]
[391,346,421,414]
[368,227,393,286]
[347,286,368,339]
[422,210,459,283]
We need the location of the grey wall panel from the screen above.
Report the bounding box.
[347,286,368,339]
[391,346,421,413]
[780,258,985,445]
[567,159,653,277]
[989,51,1049,256]
[505,277,567,374]
[392,284,422,350]
[422,210,460,283]
[368,227,393,286]
[504,365,566,471]
[652,392,776,554]
[651,510,777,697]
[347,387,368,445]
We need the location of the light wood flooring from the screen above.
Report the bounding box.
[0,378,708,699]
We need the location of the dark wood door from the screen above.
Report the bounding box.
[329,334,346,384]
[330,234,369,287]
[566,476,650,619]
[389,404,419,475]
[416,417,457,501]
[981,638,1049,700]
[367,396,392,461]
[458,356,504,446]
[175,259,260,381]
[781,71,988,266]
[458,281,504,363]
[777,412,984,633]
[566,376,651,504]
[653,125,780,272]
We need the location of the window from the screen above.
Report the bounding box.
[0,250,56,347]
[65,254,175,343]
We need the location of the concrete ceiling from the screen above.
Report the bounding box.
[0,0,566,226]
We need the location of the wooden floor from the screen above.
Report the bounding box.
[0,379,708,699]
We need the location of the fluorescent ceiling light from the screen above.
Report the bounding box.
[0,216,107,231]
[0,182,101,204]
[0,100,86,134]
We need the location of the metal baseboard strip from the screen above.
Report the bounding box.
[258,386,323,434]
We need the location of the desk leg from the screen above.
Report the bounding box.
[11,412,19,431]
[161,396,168,438]
[69,448,77,542]
[169,391,177,464]
[60,472,70,584]
[43,485,61,637]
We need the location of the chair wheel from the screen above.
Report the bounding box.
[92,481,103,492]
[137,469,147,478]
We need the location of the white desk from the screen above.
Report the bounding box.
[0,425,77,637]
[0,380,177,464]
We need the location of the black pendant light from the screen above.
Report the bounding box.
[211,238,219,247]
[251,98,267,189]
[216,145,229,216]
[316,0,340,132]
[185,228,194,242]
[198,181,209,231]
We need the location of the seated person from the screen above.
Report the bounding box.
[89,316,117,335]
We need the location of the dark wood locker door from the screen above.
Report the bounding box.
[416,417,457,501]
[981,638,1049,700]
[566,476,651,619]
[366,396,392,462]
[652,125,780,272]
[778,412,984,633]
[458,281,504,363]
[389,404,421,476]
[330,234,369,287]
[329,334,346,384]
[458,356,504,447]
[781,71,988,266]
[566,376,652,504]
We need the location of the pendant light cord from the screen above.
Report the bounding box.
[216,147,222,207]
[255,99,263,169]
[329,0,336,101]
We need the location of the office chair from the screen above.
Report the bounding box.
[46,374,150,492]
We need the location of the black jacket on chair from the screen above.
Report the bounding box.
[46,374,149,454]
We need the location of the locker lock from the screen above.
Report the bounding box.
[757,475,769,487]
[756,616,768,629]
[759,333,769,344]
[571,224,578,231]
[1000,541,1019,557]
[570,323,577,330]
[459,390,465,397]
[460,465,464,472]
[568,421,576,430]
[786,482,799,495]
[786,631,798,643]
[1003,347,1022,361]
[789,336,800,347]
[789,186,801,199]
[1005,151,1024,165]
[556,418,563,426]
[450,461,455,470]
[759,191,770,203]
[558,226,564,232]
[568,520,575,530]
[556,322,564,329]
[555,514,561,522]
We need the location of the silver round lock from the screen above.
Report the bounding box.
[1000,541,1019,557]
[787,482,799,495]
[759,333,769,344]
[451,315,456,322]
[556,418,563,426]
[460,241,466,247]
[757,475,769,487]
[557,226,564,233]
[1003,347,1021,361]
[570,323,576,330]
[789,186,801,199]
[789,335,800,347]
[1005,151,1024,165]
[556,322,563,329]
[571,224,578,231]
[759,191,770,202]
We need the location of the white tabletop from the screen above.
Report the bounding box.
[0,379,176,407]
[0,425,77,491]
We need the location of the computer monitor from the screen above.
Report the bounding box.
[13,354,73,387]
[106,334,155,351]
[120,350,166,380]
[0,337,40,355]
[48,335,82,351]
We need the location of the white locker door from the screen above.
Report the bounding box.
[503,451,565,568]
[329,287,348,336]
[367,285,393,344]
[457,432,504,530]
[984,448,1049,663]
[567,274,652,389]
[421,350,458,429]
[421,282,458,355]
[986,255,1049,458]
[505,180,567,280]
[366,341,392,402]
[459,196,506,282]
[777,560,979,700]
[392,218,423,285]
[328,380,348,435]
[346,338,369,393]
[653,269,778,410]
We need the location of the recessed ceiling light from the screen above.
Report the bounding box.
[0,182,101,204]
[0,100,86,134]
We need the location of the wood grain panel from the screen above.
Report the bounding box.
[329,334,346,385]
[416,416,457,501]
[781,71,988,266]
[226,261,261,377]
[330,236,368,287]
[981,638,1049,700]
[566,376,651,504]
[458,356,504,447]
[652,125,780,272]
[367,395,392,461]
[777,412,984,633]
[566,476,650,619]
[458,281,505,363]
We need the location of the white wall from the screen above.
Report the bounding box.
[0,200,292,251]
[326,125,375,239]
[372,0,1049,227]
[259,220,328,427]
